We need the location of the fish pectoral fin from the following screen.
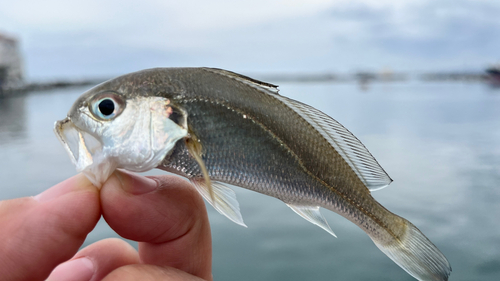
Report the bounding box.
[286,204,337,238]
[190,179,247,227]
[185,137,215,203]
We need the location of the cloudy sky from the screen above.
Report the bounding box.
[1,0,499,80]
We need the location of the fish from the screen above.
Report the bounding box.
[54,67,451,281]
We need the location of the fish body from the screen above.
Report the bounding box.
[54,68,451,281]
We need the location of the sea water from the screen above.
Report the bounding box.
[1,81,499,280]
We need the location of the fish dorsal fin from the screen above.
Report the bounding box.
[203,67,280,95]
[287,204,336,238]
[275,96,392,191]
[190,179,247,227]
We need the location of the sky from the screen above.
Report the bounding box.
[1,0,499,80]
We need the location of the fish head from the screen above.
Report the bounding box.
[54,80,188,187]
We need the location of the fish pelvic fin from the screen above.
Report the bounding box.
[190,179,246,227]
[372,221,451,281]
[287,204,337,238]
[185,134,215,204]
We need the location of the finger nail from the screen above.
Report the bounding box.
[112,170,158,195]
[47,257,94,281]
[34,174,91,202]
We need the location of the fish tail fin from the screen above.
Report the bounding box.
[371,220,451,281]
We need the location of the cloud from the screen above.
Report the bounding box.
[1,0,499,79]
[2,0,333,31]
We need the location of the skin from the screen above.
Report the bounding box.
[0,171,212,281]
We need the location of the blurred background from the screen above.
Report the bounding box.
[1,1,499,280]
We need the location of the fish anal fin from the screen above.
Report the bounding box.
[191,179,246,227]
[287,204,337,238]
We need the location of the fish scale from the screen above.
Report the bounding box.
[175,70,366,199]
[162,94,399,238]
[163,101,313,203]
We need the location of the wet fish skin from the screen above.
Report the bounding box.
[55,68,451,281]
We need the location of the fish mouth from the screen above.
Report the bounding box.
[54,117,116,187]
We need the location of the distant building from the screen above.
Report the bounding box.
[0,32,24,91]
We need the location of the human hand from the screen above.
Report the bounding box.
[0,171,212,281]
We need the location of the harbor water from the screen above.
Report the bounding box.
[0,81,499,280]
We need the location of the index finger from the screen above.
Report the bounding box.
[0,174,100,281]
[100,171,212,280]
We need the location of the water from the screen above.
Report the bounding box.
[1,81,499,280]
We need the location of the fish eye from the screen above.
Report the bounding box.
[98,99,115,116]
[90,92,125,120]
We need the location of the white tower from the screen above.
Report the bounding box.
[0,32,24,90]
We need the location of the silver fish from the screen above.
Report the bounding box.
[54,68,451,281]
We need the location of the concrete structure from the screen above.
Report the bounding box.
[0,32,24,91]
